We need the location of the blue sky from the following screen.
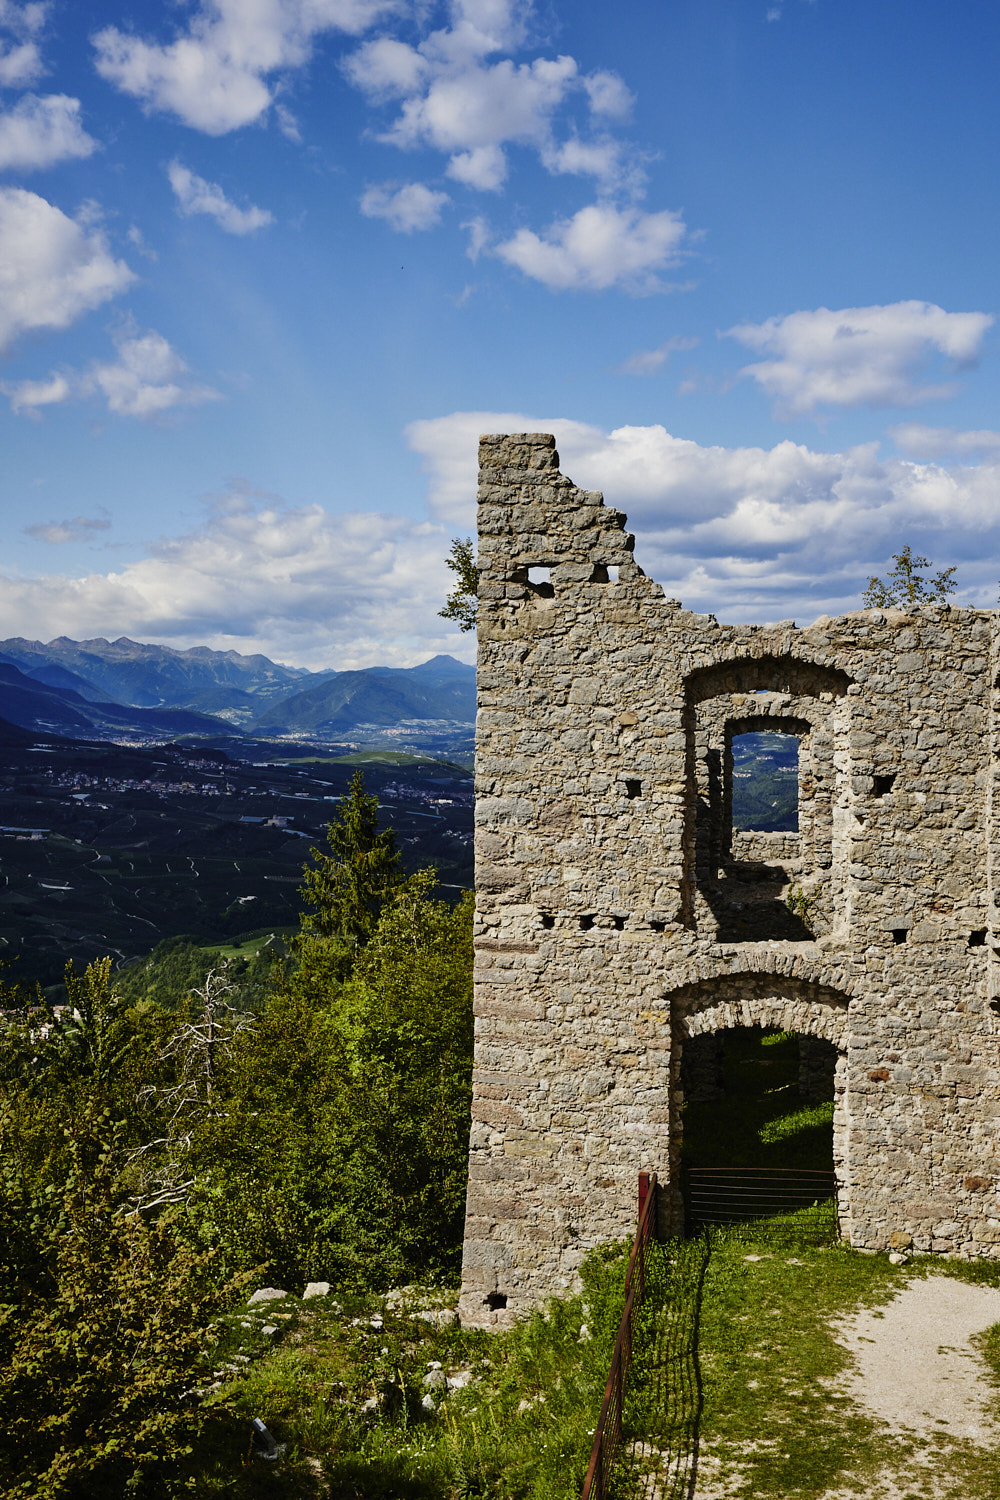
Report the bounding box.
[1,0,999,668]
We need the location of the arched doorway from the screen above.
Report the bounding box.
[667,969,851,1239]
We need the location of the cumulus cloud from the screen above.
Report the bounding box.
[3,324,219,419]
[346,2,643,195]
[0,0,47,88]
[495,202,689,292]
[24,513,110,544]
[0,486,463,670]
[360,180,449,232]
[407,410,1000,619]
[92,0,399,135]
[0,92,97,170]
[167,160,274,235]
[87,326,219,417]
[620,334,700,375]
[727,300,995,415]
[0,187,135,352]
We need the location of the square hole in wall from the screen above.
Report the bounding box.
[607,564,619,582]
[891,928,908,945]
[486,1292,507,1310]
[526,567,550,586]
[540,913,555,929]
[613,915,625,931]
[579,914,594,930]
[625,779,642,799]
[969,929,987,948]
[873,773,897,797]
[649,919,665,933]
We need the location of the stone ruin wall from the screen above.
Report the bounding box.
[458,431,1000,1329]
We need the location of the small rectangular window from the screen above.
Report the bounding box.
[625,779,642,799]
[873,773,896,797]
[527,567,550,586]
[969,930,987,948]
[892,928,908,945]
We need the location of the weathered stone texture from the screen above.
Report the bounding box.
[458,432,1000,1328]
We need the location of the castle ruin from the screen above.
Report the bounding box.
[458,431,1000,1327]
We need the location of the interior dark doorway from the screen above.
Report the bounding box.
[680,1026,839,1237]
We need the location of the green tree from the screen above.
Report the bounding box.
[438,535,479,632]
[297,770,401,956]
[0,1106,231,1500]
[863,545,957,608]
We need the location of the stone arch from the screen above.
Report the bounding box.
[685,652,852,705]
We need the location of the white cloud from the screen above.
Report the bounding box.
[727,300,995,415]
[24,513,110,544]
[0,187,135,352]
[2,370,69,416]
[889,423,1000,460]
[582,70,633,120]
[620,334,700,375]
[446,143,506,190]
[274,102,301,141]
[346,6,645,198]
[407,410,1000,619]
[0,486,465,670]
[0,93,97,170]
[360,180,449,232]
[495,202,688,293]
[167,160,274,235]
[87,326,219,418]
[0,1,47,88]
[3,324,219,419]
[93,0,400,135]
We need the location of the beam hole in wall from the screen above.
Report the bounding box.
[539,913,555,929]
[525,566,553,596]
[485,1292,507,1310]
[625,779,642,799]
[613,915,625,930]
[892,928,909,945]
[579,914,594,930]
[873,773,897,797]
[968,929,987,948]
[648,919,665,932]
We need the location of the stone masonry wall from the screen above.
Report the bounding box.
[458,432,1000,1328]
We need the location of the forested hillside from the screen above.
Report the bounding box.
[0,775,474,1497]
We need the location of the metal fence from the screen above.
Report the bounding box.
[580,1172,659,1500]
[685,1167,838,1241]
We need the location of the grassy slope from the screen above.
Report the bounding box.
[178,1034,1000,1498]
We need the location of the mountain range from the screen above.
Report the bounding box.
[0,637,476,750]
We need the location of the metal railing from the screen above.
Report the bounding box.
[685,1166,838,1241]
[581,1172,659,1500]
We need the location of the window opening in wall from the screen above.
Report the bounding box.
[731,731,799,833]
[681,1027,839,1238]
[485,1292,507,1310]
[579,914,594,930]
[625,778,642,799]
[539,912,555,929]
[873,773,897,797]
[526,566,550,586]
[607,564,619,582]
[892,928,909,945]
[969,929,987,948]
[612,914,625,930]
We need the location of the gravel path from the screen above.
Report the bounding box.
[831,1274,1000,1443]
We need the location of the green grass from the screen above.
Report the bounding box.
[168,1033,1000,1499]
